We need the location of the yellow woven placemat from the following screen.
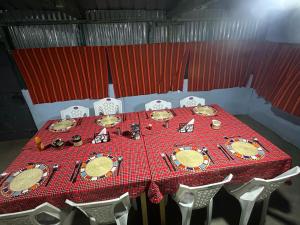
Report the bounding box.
[175,150,204,167]
[96,115,120,127]
[85,157,113,177]
[151,110,173,121]
[231,141,258,156]
[9,168,43,192]
[50,119,76,131]
[193,106,217,116]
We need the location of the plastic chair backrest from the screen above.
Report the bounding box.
[93,98,123,116]
[174,174,233,209]
[65,193,130,225]
[145,100,172,111]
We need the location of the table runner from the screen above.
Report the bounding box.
[0,112,151,213]
[139,105,292,203]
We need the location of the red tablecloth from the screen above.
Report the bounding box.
[0,112,151,213]
[138,105,292,203]
[0,105,292,212]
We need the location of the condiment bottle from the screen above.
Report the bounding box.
[34,136,45,151]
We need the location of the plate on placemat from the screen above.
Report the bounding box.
[225,137,265,160]
[96,115,121,128]
[171,146,210,171]
[150,110,174,122]
[48,119,77,132]
[193,105,217,116]
[80,154,118,181]
[1,164,49,197]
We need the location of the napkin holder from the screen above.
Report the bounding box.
[178,123,194,133]
[131,123,141,140]
[92,128,110,144]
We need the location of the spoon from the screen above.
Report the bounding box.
[45,164,59,186]
[117,156,123,176]
[202,147,214,164]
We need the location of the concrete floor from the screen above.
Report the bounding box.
[0,115,299,225]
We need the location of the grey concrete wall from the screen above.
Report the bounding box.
[22,81,300,148]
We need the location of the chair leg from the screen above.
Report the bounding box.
[239,199,256,225]
[179,204,193,225]
[141,192,149,225]
[206,198,213,225]
[259,196,270,225]
[160,198,166,225]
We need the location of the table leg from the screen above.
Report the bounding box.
[160,197,166,225]
[141,192,148,225]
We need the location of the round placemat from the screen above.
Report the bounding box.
[193,105,217,116]
[80,153,118,181]
[225,137,265,160]
[171,146,210,171]
[1,164,49,197]
[150,110,174,121]
[49,119,77,132]
[96,115,121,128]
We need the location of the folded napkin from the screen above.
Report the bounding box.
[179,119,195,133]
[92,128,107,144]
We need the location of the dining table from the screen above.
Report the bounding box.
[139,105,292,225]
[0,104,292,225]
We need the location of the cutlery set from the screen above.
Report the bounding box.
[217,144,234,160]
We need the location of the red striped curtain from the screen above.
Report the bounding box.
[13,46,108,104]
[188,41,255,91]
[250,42,300,116]
[107,43,189,98]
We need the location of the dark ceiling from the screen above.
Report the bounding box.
[0,0,239,19]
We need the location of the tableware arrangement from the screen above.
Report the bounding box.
[45,164,59,186]
[253,137,270,152]
[96,115,122,128]
[193,105,217,116]
[202,147,214,164]
[217,144,234,160]
[48,119,77,132]
[70,161,81,182]
[224,137,265,160]
[80,153,119,181]
[160,153,172,171]
[150,110,174,122]
[170,146,210,171]
[165,153,177,171]
[1,164,49,197]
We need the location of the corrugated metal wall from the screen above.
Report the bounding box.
[1,10,267,49]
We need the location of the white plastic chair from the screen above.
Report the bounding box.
[145,100,172,111]
[0,202,62,225]
[60,106,89,119]
[93,98,123,116]
[65,192,131,225]
[180,96,205,108]
[173,174,233,225]
[225,166,300,225]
